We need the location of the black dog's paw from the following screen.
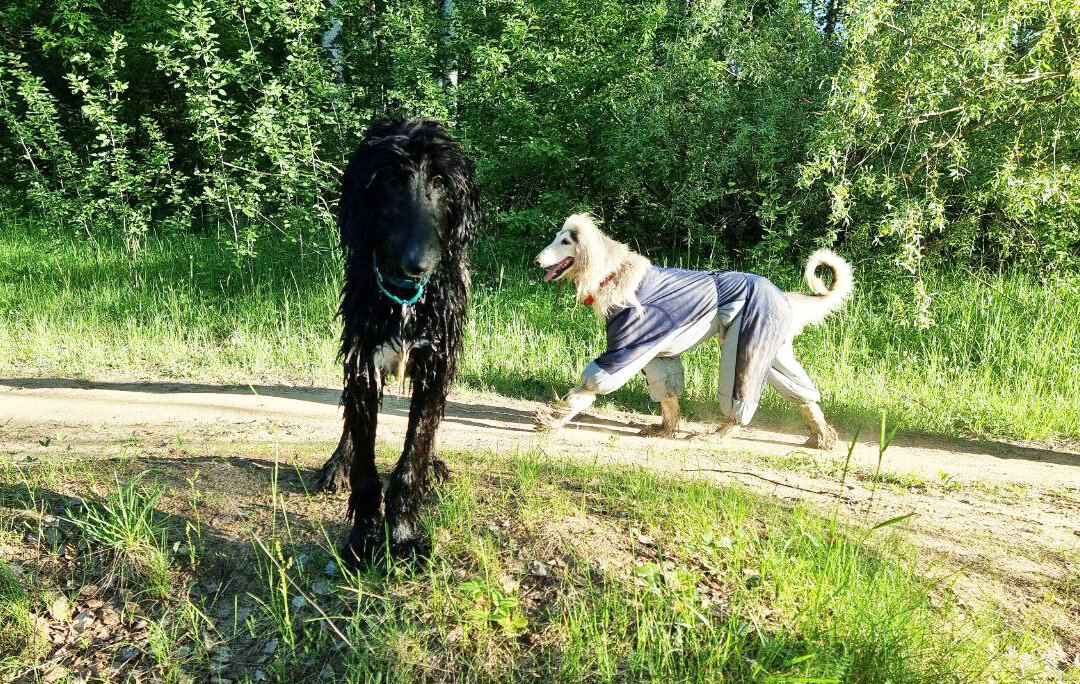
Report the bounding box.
[315,457,350,494]
[390,536,431,563]
[429,458,451,486]
[339,527,387,569]
[339,525,430,570]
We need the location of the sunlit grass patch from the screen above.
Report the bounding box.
[3,216,1078,444]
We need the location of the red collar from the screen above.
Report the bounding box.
[582,271,618,306]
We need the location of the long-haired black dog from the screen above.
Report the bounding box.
[316,119,480,563]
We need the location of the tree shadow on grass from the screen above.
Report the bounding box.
[0,449,1010,683]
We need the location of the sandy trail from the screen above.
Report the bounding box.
[2,376,1076,487]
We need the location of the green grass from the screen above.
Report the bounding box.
[1,211,1078,442]
[66,472,172,599]
[0,559,43,677]
[0,446,1069,683]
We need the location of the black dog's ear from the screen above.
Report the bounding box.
[338,147,379,255]
[452,160,481,250]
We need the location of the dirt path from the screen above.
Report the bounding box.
[2,376,1079,659]
[2,376,1077,487]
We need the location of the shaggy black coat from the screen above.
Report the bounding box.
[316,119,480,563]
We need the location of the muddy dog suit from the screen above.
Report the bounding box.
[582,266,820,425]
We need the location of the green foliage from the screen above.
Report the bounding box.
[801,0,1080,280]
[2,0,1077,280]
[0,561,43,667]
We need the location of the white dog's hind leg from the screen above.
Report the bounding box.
[799,402,838,450]
[639,396,680,437]
[534,387,596,432]
[764,342,837,449]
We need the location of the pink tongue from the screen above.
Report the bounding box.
[544,258,571,282]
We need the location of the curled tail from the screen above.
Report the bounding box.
[785,248,853,337]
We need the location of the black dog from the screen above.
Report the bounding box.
[316,119,480,563]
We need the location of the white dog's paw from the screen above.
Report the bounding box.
[533,400,573,432]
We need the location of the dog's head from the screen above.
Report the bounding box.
[536,214,651,317]
[534,213,600,284]
[340,119,480,287]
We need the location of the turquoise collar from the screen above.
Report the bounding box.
[373,254,430,307]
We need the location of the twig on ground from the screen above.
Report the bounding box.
[681,467,856,499]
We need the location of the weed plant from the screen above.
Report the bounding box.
[66,472,172,599]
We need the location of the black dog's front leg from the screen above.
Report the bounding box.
[382,348,453,559]
[338,358,386,565]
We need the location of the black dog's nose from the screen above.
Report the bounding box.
[399,254,430,279]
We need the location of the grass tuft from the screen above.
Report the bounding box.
[0,560,46,674]
[67,472,172,599]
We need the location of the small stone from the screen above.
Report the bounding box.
[100,607,121,627]
[499,574,519,593]
[30,613,51,642]
[742,568,761,589]
[311,580,333,596]
[634,531,656,546]
[290,595,306,609]
[47,592,71,621]
[8,562,24,577]
[209,677,232,684]
[115,646,140,663]
[323,561,338,577]
[44,527,64,547]
[263,639,278,655]
[210,646,231,663]
[251,669,267,682]
[319,663,334,680]
[41,663,69,684]
[527,560,551,577]
[85,599,104,609]
[175,645,192,659]
[445,625,463,645]
[72,610,94,634]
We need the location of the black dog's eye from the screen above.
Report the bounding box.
[561,238,571,245]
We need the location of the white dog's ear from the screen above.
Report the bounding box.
[570,216,605,291]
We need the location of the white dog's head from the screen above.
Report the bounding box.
[534,216,584,283]
[534,213,650,316]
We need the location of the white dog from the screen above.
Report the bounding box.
[533,213,853,447]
